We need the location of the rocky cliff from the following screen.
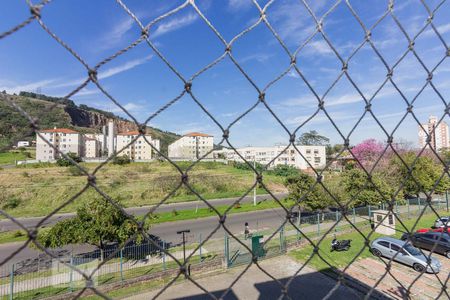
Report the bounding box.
[0,92,179,154]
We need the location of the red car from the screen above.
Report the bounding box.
[416,228,450,233]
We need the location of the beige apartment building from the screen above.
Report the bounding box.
[116,131,158,160]
[418,115,449,150]
[84,137,101,158]
[168,132,214,159]
[214,145,326,170]
[36,128,83,161]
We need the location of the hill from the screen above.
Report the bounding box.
[0,91,180,155]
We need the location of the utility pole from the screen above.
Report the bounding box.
[253,155,257,206]
[177,229,191,278]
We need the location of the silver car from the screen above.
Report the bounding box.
[370,237,441,273]
[434,216,449,228]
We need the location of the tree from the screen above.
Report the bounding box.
[38,198,149,260]
[56,152,82,166]
[393,151,450,197]
[297,130,329,146]
[326,144,344,156]
[285,172,332,211]
[113,154,131,165]
[341,168,403,207]
[351,139,384,169]
[268,165,299,177]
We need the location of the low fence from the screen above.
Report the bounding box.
[1,197,448,299]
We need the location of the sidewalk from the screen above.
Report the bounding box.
[124,256,362,300]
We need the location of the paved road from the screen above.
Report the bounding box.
[0,193,287,232]
[0,205,290,266]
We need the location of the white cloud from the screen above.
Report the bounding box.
[98,55,153,80]
[97,18,136,51]
[228,0,253,11]
[152,13,198,38]
[0,79,57,94]
[239,53,273,63]
[306,40,333,55]
[106,102,144,113]
[287,70,300,78]
[15,55,154,95]
[73,88,101,97]
[422,23,450,38]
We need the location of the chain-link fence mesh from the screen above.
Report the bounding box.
[1,0,450,299]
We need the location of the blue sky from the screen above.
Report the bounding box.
[1,0,450,148]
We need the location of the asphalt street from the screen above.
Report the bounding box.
[0,199,289,266]
[0,193,287,232]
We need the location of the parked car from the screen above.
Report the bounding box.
[434,216,449,228]
[401,231,450,258]
[370,237,441,273]
[416,228,450,233]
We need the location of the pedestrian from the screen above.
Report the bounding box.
[244,222,250,239]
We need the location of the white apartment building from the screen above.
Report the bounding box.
[36,128,83,161]
[418,115,449,150]
[84,137,101,158]
[215,145,326,170]
[168,133,214,159]
[36,122,161,162]
[116,131,159,160]
[85,133,107,156]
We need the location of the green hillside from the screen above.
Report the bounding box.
[0,92,179,154]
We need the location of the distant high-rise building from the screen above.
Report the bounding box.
[418,115,449,150]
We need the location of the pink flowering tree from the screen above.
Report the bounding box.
[351,139,385,169]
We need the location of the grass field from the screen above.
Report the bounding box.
[0,161,287,218]
[0,149,35,165]
[290,210,447,272]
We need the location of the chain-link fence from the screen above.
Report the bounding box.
[1,0,450,299]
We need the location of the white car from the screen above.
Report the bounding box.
[434,216,449,228]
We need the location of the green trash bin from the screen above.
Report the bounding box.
[251,234,266,258]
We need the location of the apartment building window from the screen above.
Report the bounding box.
[306,149,311,154]
[306,156,311,161]
[314,149,319,154]
[314,157,321,163]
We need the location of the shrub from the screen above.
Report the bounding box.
[231,161,264,172]
[21,171,29,177]
[2,197,21,210]
[268,165,299,177]
[172,209,179,216]
[56,152,82,167]
[112,155,131,165]
[13,230,24,238]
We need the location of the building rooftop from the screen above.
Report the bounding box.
[117,130,141,136]
[40,128,78,134]
[184,132,212,137]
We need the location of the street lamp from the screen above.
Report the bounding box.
[177,229,190,277]
[253,155,257,206]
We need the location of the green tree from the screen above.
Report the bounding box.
[268,165,299,177]
[56,152,82,166]
[297,130,329,146]
[113,154,131,165]
[341,168,403,207]
[393,152,450,197]
[326,144,344,156]
[285,173,332,211]
[38,198,149,259]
